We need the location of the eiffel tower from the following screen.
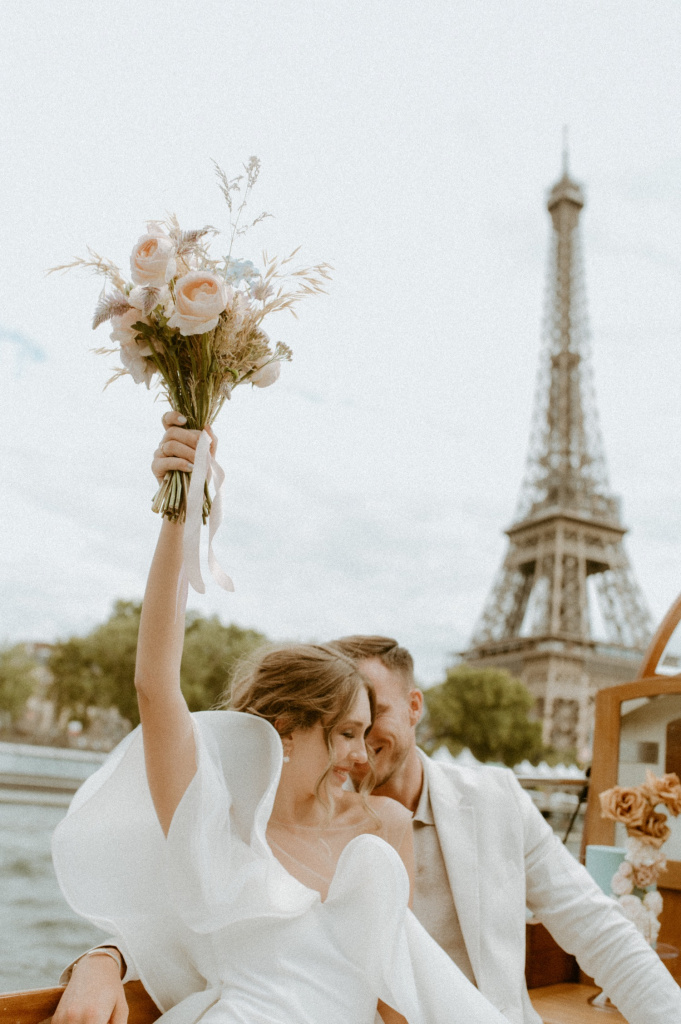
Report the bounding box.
[462,154,652,755]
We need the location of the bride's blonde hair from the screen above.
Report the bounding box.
[224,643,377,811]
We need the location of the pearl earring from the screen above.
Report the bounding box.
[283,755,290,764]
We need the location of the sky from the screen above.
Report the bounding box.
[2,1,681,683]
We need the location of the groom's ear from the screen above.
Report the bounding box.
[407,689,424,727]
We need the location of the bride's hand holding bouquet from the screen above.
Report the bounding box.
[151,412,217,486]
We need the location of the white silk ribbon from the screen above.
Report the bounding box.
[183,429,235,594]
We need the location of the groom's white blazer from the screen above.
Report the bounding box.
[421,750,681,1024]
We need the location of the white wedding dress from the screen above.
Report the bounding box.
[53,711,507,1024]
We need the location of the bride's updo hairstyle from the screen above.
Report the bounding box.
[226,643,377,808]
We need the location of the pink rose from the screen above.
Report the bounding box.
[167,272,230,336]
[130,232,177,286]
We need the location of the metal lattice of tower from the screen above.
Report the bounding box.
[463,157,652,754]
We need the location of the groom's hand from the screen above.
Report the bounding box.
[52,955,128,1024]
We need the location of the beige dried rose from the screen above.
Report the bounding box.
[627,809,671,849]
[599,786,650,829]
[642,770,681,816]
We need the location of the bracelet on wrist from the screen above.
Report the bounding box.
[76,948,124,978]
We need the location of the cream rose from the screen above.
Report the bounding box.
[120,339,155,388]
[167,272,230,336]
[643,890,663,917]
[110,307,146,346]
[640,906,660,945]
[618,894,643,920]
[610,865,634,896]
[251,357,281,389]
[625,836,666,867]
[130,232,177,287]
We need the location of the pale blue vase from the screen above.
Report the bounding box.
[585,844,626,896]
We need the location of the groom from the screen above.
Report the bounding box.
[330,634,681,1024]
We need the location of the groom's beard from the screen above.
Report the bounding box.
[352,742,410,792]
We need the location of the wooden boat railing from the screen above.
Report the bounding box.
[0,981,160,1024]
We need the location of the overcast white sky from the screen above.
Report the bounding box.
[2,2,681,682]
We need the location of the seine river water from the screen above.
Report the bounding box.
[0,800,107,992]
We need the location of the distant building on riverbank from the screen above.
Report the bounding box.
[2,641,130,752]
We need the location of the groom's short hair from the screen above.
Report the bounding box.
[329,635,415,692]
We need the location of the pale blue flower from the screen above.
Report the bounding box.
[223,258,260,284]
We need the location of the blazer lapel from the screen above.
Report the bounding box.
[419,752,483,988]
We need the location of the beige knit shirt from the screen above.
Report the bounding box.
[412,772,477,986]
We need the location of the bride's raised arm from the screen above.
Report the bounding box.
[135,410,213,835]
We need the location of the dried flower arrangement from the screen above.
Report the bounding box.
[51,158,331,591]
[599,770,681,944]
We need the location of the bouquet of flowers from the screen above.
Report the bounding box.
[53,158,330,591]
[599,770,681,944]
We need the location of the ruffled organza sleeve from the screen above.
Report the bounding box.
[164,714,318,934]
[52,711,315,1012]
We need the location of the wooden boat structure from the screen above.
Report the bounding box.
[3,598,681,1024]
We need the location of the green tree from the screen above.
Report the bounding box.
[48,637,98,721]
[0,644,39,722]
[422,664,544,767]
[48,601,142,725]
[48,600,267,726]
[181,614,266,711]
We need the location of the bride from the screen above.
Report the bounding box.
[52,412,507,1024]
